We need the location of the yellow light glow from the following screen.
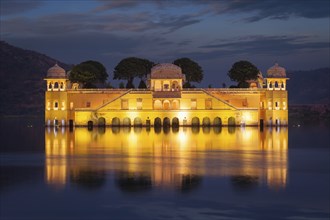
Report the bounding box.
[178,111,188,120]
[242,112,252,122]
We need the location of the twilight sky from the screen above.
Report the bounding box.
[1,0,329,86]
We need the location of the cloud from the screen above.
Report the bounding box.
[204,0,330,22]
[0,0,43,16]
[93,0,330,22]
[0,10,202,37]
[179,35,330,61]
[93,0,199,11]
[93,0,140,12]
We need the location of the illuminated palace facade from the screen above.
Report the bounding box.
[45,63,288,127]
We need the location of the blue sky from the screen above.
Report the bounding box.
[1,0,329,86]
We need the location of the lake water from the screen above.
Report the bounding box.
[0,117,329,220]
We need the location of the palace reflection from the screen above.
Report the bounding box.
[45,126,288,191]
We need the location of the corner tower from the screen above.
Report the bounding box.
[44,64,68,126]
[264,63,289,126]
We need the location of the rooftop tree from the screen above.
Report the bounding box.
[113,57,154,88]
[69,60,108,88]
[228,60,259,88]
[173,58,203,88]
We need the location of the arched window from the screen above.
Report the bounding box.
[228,117,236,126]
[154,100,162,110]
[191,117,200,126]
[48,82,52,90]
[172,117,179,127]
[163,117,170,127]
[163,100,170,110]
[54,82,59,89]
[87,121,93,130]
[154,117,162,127]
[123,117,131,127]
[98,117,106,127]
[213,117,222,127]
[269,82,273,89]
[112,117,120,126]
[54,101,58,110]
[60,82,64,90]
[172,81,179,91]
[133,117,142,127]
[202,117,211,126]
[172,100,179,109]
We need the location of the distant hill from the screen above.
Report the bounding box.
[0,41,72,115]
[287,68,330,104]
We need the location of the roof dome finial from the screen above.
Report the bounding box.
[47,63,66,78]
[150,63,184,79]
[267,62,286,78]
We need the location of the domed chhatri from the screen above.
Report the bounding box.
[47,63,66,78]
[151,63,183,79]
[267,63,286,78]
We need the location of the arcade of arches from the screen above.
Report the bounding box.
[87,116,230,127]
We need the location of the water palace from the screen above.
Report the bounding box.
[44,63,288,127]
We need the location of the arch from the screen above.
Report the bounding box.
[123,117,131,127]
[269,82,273,89]
[191,117,200,127]
[154,100,162,110]
[163,117,170,127]
[172,100,179,110]
[163,100,170,110]
[48,82,52,90]
[228,117,236,126]
[60,82,64,90]
[112,117,120,127]
[172,81,180,91]
[213,117,222,127]
[154,117,162,127]
[87,121,93,130]
[202,117,211,127]
[54,82,59,89]
[275,81,279,88]
[98,117,106,127]
[134,117,142,127]
[172,117,179,127]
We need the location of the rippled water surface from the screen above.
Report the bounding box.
[0,117,329,220]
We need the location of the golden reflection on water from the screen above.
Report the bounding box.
[45,126,288,191]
